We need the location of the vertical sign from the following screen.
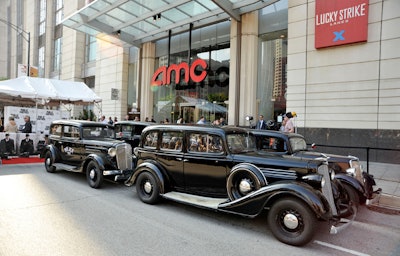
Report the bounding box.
[315,0,369,49]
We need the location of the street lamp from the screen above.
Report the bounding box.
[0,18,30,77]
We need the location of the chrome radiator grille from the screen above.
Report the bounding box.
[318,164,338,216]
[116,144,133,170]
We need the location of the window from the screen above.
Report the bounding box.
[51,124,62,136]
[55,0,64,25]
[53,38,62,71]
[38,47,45,77]
[188,133,223,154]
[144,131,158,148]
[86,35,97,62]
[161,131,183,151]
[39,0,46,36]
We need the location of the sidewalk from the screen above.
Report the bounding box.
[362,161,400,214]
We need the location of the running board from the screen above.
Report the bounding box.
[162,192,227,209]
[53,163,81,172]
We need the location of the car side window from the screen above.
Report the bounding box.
[188,133,223,154]
[144,131,158,148]
[63,125,79,139]
[50,124,62,137]
[260,136,287,152]
[160,131,183,151]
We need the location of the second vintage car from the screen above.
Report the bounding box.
[44,120,134,188]
[113,120,151,150]
[126,124,355,246]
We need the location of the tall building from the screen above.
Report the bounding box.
[1,0,399,163]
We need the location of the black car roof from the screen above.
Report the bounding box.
[249,129,305,139]
[114,121,152,126]
[141,124,248,136]
[51,119,112,128]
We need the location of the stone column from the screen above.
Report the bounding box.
[140,42,155,121]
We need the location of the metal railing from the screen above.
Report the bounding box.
[309,144,400,174]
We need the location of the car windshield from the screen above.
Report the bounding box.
[82,126,114,139]
[289,137,307,152]
[226,132,256,153]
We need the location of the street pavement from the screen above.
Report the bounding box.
[362,161,400,214]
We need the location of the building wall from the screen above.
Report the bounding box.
[287,0,400,163]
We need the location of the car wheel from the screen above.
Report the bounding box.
[136,171,160,204]
[227,169,262,201]
[339,183,360,218]
[86,161,103,188]
[267,198,317,246]
[44,151,56,173]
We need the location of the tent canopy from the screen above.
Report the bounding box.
[0,77,102,104]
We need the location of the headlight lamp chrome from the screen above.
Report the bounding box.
[108,148,117,157]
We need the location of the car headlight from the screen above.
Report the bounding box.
[346,167,356,176]
[108,148,117,157]
[330,170,335,180]
[321,177,326,188]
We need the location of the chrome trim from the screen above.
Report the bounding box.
[115,143,133,170]
[318,164,338,216]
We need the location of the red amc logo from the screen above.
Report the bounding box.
[151,58,208,86]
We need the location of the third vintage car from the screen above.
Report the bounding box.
[125,124,355,246]
[250,129,381,215]
[44,120,134,188]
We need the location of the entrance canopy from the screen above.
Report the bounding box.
[0,77,102,105]
[62,0,279,47]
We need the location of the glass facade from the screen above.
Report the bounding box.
[153,22,230,124]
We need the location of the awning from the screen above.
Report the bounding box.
[0,77,102,104]
[62,0,279,47]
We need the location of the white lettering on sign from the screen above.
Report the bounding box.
[316,3,366,26]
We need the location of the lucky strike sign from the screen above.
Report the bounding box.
[151,58,208,86]
[315,0,369,49]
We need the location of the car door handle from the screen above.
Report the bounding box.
[176,158,188,162]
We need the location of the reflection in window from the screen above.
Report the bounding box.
[86,35,97,62]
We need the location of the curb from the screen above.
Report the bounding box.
[367,194,400,215]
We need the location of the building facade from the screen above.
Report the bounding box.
[1,0,399,163]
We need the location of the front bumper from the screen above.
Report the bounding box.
[103,169,134,181]
[330,203,357,234]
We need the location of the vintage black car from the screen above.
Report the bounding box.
[44,120,134,188]
[113,121,151,150]
[250,129,381,212]
[126,124,355,246]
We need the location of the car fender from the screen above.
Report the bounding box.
[45,145,59,162]
[219,181,330,219]
[125,161,166,194]
[335,173,365,196]
[83,154,106,171]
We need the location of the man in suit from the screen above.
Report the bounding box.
[0,133,15,158]
[20,133,34,156]
[255,115,267,130]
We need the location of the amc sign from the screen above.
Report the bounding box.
[315,0,369,49]
[151,59,208,86]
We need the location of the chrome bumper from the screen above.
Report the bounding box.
[330,204,357,234]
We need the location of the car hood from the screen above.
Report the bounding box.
[83,138,127,147]
[292,150,358,163]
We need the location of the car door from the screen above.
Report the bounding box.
[61,125,83,163]
[183,132,228,197]
[156,130,185,190]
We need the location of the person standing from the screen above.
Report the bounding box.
[19,133,34,156]
[197,116,206,124]
[255,115,267,130]
[20,115,32,133]
[0,133,15,158]
[5,116,18,133]
[283,112,295,133]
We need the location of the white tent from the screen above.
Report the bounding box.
[0,77,102,104]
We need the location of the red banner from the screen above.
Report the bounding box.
[315,0,369,49]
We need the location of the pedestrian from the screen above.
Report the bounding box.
[283,112,295,133]
[0,133,15,158]
[114,117,118,123]
[255,115,267,130]
[108,116,114,125]
[164,118,169,124]
[134,116,140,121]
[0,119,4,132]
[219,117,226,126]
[19,133,34,156]
[176,116,183,124]
[20,115,32,133]
[5,116,18,133]
[124,115,130,121]
[197,116,206,124]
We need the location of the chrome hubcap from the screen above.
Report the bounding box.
[46,158,51,166]
[89,169,96,179]
[143,181,152,194]
[239,179,252,194]
[283,213,299,229]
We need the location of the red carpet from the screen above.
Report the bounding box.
[1,157,44,165]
